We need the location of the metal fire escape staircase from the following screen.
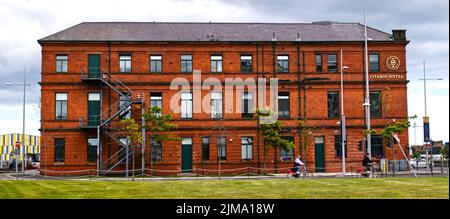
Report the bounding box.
[80,69,144,175]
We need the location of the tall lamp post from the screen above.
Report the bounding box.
[363,9,372,159]
[5,68,31,175]
[340,49,349,176]
[419,60,443,172]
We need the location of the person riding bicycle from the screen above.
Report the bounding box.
[293,155,305,175]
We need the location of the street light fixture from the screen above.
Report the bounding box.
[4,68,31,176]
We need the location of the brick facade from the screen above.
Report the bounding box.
[39,25,409,176]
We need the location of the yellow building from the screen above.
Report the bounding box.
[0,133,40,166]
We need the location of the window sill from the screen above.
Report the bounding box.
[53,162,65,165]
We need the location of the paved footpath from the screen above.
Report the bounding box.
[0,169,447,181]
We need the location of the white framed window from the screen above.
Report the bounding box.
[211,92,223,119]
[56,55,68,73]
[211,55,222,73]
[150,55,162,73]
[181,92,193,119]
[241,137,253,160]
[277,55,289,73]
[119,55,132,72]
[55,93,68,120]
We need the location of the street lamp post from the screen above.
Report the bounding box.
[363,9,372,160]
[5,68,31,175]
[419,60,443,173]
[340,49,349,176]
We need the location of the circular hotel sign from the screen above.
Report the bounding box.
[386,56,400,70]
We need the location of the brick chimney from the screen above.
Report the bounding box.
[392,29,407,41]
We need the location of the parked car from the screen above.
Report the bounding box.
[432,154,443,161]
[411,158,427,168]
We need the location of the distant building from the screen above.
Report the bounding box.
[0,133,41,166]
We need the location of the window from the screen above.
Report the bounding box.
[202,137,210,161]
[241,137,253,160]
[277,55,289,73]
[240,55,252,73]
[56,55,68,73]
[211,92,223,119]
[150,55,162,73]
[217,136,226,160]
[150,93,162,109]
[119,94,131,120]
[87,138,98,162]
[88,93,101,126]
[119,55,131,73]
[180,55,193,73]
[278,93,290,118]
[369,53,380,72]
[181,92,193,119]
[54,138,65,162]
[370,135,384,158]
[280,136,294,161]
[150,93,163,116]
[328,92,339,118]
[211,55,222,73]
[55,93,68,120]
[151,139,162,162]
[242,92,254,119]
[334,135,347,158]
[327,54,337,72]
[370,91,382,118]
[315,54,322,72]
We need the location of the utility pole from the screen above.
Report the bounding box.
[340,49,349,176]
[5,67,31,175]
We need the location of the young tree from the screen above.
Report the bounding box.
[120,106,179,179]
[142,106,179,175]
[256,109,295,174]
[120,118,142,180]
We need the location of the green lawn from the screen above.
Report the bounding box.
[0,177,448,199]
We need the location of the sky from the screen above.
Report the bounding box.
[0,0,448,144]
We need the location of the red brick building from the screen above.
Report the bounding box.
[38,22,409,175]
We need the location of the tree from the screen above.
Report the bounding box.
[120,118,142,180]
[142,106,179,175]
[256,109,295,174]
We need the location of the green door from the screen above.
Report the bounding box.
[314,136,325,172]
[181,138,193,173]
[88,93,101,126]
[88,54,101,78]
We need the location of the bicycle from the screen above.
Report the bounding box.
[287,165,313,179]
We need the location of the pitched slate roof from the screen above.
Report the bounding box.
[38,21,394,43]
